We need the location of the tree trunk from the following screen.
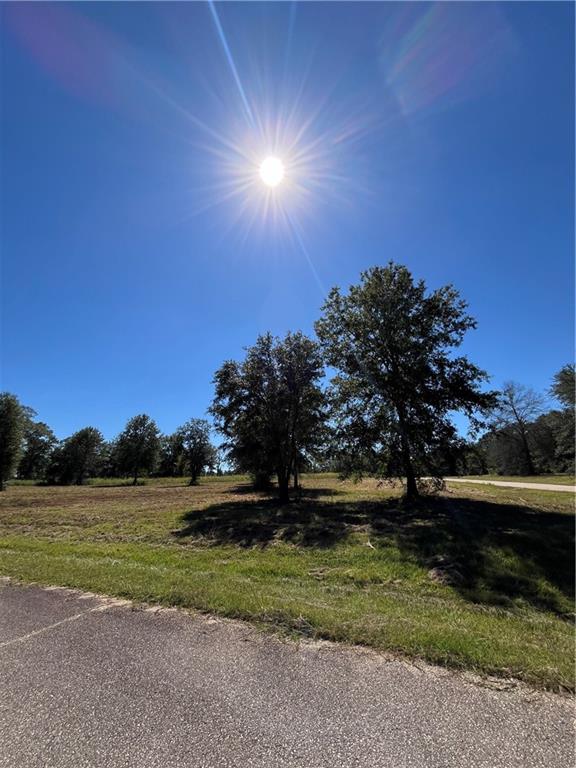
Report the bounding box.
[397,408,419,501]
[0,478,5,491]
[189,474,198,486]
[292,467,299,490]
[133,470,138,486]
[519,428,536,475]
[403,454,418,500]
[277,468,290,504]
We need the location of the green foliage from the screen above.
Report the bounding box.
[477,367,575,476]
[551,364,575,409]
[315,263,496,497]
[116,414,160,485]
[157,433,186,477]
[176,418,214,485]
[530,410,573,473]
[98,440,121,479]
[489,382,545,475]
[17,421,57,480]
[550,364,575,472]
[211,331,327,502]
[47,427,104,485]
[552,410,576,472]
[0,393,27,490]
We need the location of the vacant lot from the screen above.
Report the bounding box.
[0,475,573,691]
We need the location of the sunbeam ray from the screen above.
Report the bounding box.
[208,1,255,130]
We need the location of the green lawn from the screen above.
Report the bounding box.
[458,474,575,485]
[0,474,573,691]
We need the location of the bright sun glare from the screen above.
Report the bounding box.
[259,156,285,188]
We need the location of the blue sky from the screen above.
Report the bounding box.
[1,2,573,440]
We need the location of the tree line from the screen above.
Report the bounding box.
[1,263,573,499]
[0,410,216,490]
[466,375,575,476]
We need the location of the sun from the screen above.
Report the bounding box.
[259,156,285,188]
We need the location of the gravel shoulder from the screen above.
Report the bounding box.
[446,478,576,492]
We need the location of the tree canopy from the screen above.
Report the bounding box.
[315,263,496,498]
[211,331,326,502]
[177,418,214,485]
[488,382,545,475]
[157,433,186,477]
[0,393,27,490]
[460,365,575,476]
[116,414,160,485]
[18,421,58,480]
[47,427,104,485]
[551,364,575,409]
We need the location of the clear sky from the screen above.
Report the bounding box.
[1,1,574,440]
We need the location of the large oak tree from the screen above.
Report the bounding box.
[211,332,326,503]
[315,263,496,499]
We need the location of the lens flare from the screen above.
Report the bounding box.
[259,156,285,188]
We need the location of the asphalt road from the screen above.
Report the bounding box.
[0,583,573,768]
[445,478,576,493]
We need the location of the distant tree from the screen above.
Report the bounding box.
[490,382,546,476]
[551,364,575,409]
[424,437,471,477]
[17,421,58,480]
[0,393,27,490]
[47,427,104,485]
[553,414,576,473]
[176,419,214,485]
[212,444,225,475]
[315,263,496,499]
[530,411,563,473]
[460,443,488,476]
[549,364,575,472]
[478,425,532,475]
[116,414,160,485]
[211,332,327,503]
[156,433,186,477]
[98,440,121,478]
[474,368,574,476]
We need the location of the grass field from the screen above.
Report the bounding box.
[0,474,573,691]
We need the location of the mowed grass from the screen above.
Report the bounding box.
[0,474,573,691]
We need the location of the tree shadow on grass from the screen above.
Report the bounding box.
[174,492,353,548]
[224,483,344,499]
[172,490,574,617]
[392,496,574,617]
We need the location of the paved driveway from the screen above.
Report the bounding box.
[0,583,573,767]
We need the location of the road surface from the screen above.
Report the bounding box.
[445,478,576,493]
[0,583,573,768]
